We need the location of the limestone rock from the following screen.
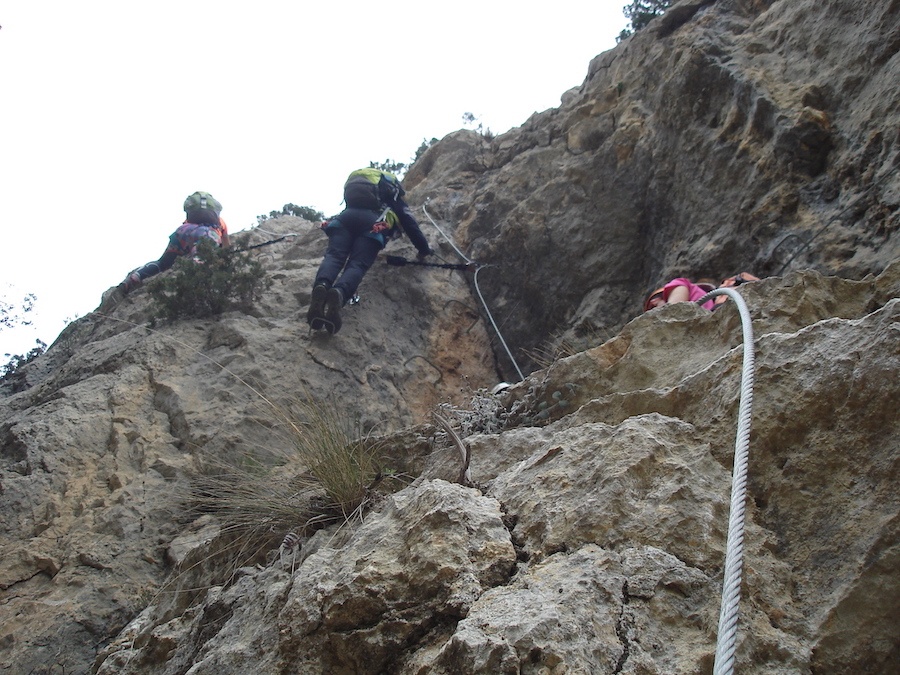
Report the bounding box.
[407,0,899,378]
[86,263,899,675]
[1,0,899,673]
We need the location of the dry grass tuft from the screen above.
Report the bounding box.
[183,394,385,575]
[285,395,384,519]
[523,325,613,370]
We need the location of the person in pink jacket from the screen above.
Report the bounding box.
[644,273,760,312]
[644,277,717,312]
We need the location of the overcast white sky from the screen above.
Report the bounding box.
[0,1,624,359]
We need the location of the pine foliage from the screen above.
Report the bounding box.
[147,239,272,321]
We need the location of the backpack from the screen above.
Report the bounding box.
[343,169,403,211]
[183,191,222,225]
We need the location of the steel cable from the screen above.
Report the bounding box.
[422,199,756,667]
[695,287,756,675]
[421,203,524,380]
[422,197,756,664]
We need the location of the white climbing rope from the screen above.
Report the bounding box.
[694,287,756,675]
[420,209,756,667]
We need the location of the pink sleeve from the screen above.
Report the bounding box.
[664,278,715,309]
[662,278,693,300]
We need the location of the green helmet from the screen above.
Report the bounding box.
[183,191,222,215]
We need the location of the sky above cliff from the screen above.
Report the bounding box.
[0,1,623,359]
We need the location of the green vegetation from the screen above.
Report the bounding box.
[1,291,47,380]
[184,395,387,577]
[462,112,494,140]
[370,158,408,177]
[287,395,383,519]
[369,137,439,180]
[414,137,438,161]
[618,0,672,41]
[147,238,272,322]
[257,203,325,225]
[1,291,36,331]
[1,339,47,380]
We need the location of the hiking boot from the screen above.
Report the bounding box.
[324,287,344,334]
[123,272,142,294]
[307,283,328,330]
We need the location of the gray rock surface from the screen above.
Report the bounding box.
[86,264,899,675]
[405,0,899,378]
[1,0,898,673]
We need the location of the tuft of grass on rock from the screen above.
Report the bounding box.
[286,395,383,519]
[184,395,385,575]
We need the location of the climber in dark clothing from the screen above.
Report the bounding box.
[308,168,433,334]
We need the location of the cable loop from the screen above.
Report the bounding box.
[421,200,756,666]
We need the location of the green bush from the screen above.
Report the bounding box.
[1,291,46,382]
[257,203,324,224]
[1,339,47,381]
[369,158,408,178]
[183,395,385,573]
[287,395,383,519]
[618,0,671,41]
[414,138,438,162]
[147,239,272,322]
[1,292,36,331]
[370,138,438,180]
[461,112,493,139]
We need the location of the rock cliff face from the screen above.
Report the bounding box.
[1,0,898,673]
[405,0,899,379]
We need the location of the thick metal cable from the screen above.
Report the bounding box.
[421,204,525,380]
[423,200,755,659]
[422,203,474,264]
[473,265,525,381]
[253,228,302,237]
[694,287,756,675]
[773,167,897,275]
[232,228,303,253]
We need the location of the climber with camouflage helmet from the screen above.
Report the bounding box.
[101,191,231,307]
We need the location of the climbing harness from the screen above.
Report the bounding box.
[694,286,756,675]
[421,203,525,381]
